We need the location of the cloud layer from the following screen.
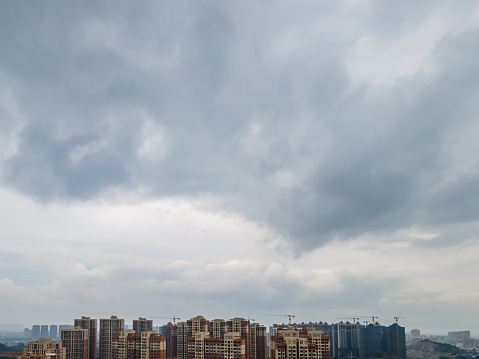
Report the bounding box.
[1,1,479,334]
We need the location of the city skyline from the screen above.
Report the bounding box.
[1,1,479,336]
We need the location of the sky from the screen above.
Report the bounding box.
[1,0,479,336]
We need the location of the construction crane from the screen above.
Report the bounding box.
[267,314,295,327]
[394,316,405,324]
[150,316,181,325]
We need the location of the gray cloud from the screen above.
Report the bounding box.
[1,0,479,255]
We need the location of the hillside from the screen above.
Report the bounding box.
[407,340,473,359]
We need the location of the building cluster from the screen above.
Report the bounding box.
[24,316,409,359]
[407,329,477,350]
[273,321,406,359]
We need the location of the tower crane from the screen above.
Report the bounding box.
[267,314,296,327]
[150,316,181,325]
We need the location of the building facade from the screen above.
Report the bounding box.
[28,338,66,359]
[162,323,177,359]
[33,325,41,341]
[175,317,266,359]
[270,328,330,359]
[74,316,98,359]
[187,331,245,359]
[100,316,125,359]
[112,330,166,359]
[359,323,405,359]
[61,327,89,359]
[51,325,59,340]
[133,318,153,335]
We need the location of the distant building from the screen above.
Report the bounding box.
[270,327,330,359]
[61,326,89,359]
[24,328,33,341]
[50,325,59,340]
[133,318,153,335]
[33,325,41,341]
[28,338,66,359]
[112,330,166,359]
[409,329,423,345]
[463,338,479,350]
[41,325,49,339]
[74,316,97,359]
[410,329,420,338]
[99,315,125,359]
[448,331,470,347]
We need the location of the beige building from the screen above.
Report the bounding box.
[270,328,330,359]
[100,316,125,359]
[112,330,166,359]
[27,338,66,359]
[187,331,245,359]
[74,316,97,359]
[61,327,89,359]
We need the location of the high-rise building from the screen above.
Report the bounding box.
[112,330,166,359]
[270,327,330,359]
[41,325,50,339]
[249,323,267,359]
[74,316,98,359]
[33,325,41,341]
[133,318,153,335]
[359,323,405,359]
[62,326,89,359]
[100,315,125,359]
[162,323,177,359]
[177,316,209,359]
[331,322,360,359]
[28,338,66,359]
[51,325,59,340]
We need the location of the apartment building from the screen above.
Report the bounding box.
[175,316,266,359]
[162,322,177,359]
[270,328,330,359]
[187,331,245,359]
[74,316,97,359]
[61,326,89,359]
[27,338,66,359]
[112,330,166,359]
[100,316,125,359]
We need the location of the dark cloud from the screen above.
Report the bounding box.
[1,1,479,252]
